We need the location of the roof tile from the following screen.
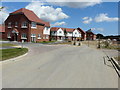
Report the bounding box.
[11,8,50,27]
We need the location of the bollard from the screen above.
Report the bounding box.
[72,41,76,45]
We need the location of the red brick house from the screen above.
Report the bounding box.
[0,24,5,39]
[5,8,50,42]
[86,29,96,40]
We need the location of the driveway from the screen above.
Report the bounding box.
[2,44,118,88]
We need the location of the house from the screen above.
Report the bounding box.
[50,27,83,41]
[4,8,50,42]
[0,24,5,39]
[77,27,86,41]
[50,27,65,41]
[86,29,96,40]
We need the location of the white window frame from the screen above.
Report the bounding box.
[8,22,12,28]
[59,31,62,33]
[31,34,36,37]
[21,21,27,28]
[21,33,27,39]
[37,34,41,39]
[31,22,37,29]
[7,32,11,38]
[46,35,49,39]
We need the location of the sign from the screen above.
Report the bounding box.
[22,40,24,43]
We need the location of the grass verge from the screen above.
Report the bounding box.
[37,41,56,44]
[0,43,16,47]
[0,48,28,61]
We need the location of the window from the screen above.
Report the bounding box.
[31,22,37,28]
[43,37,45,39]
[59,31,62,33]
[52,31,56,35]
[31,34,36,37]
[15,22,18,27]
[38,34,41,39]
[21,33,27,39]
[69,32,72,34]
[75,32,77,34]
[46,35,49,39]
[21,21,27,28]
[8,22,12,28]
[46,27,50,30]
[7,32,11,38]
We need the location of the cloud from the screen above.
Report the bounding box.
[51,21,66,26]
[82,13,119,24]
[82,17,92,24]
[46,0,102,8]
[91,28,104,31]
[0,8,9,24]
[25,2,69,22]
[94,13,119,22]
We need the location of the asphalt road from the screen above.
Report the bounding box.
[2,44,118,88]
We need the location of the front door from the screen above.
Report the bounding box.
[14,33,17,41]
[12,33,17,41]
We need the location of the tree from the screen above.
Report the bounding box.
[0,7,5,11]
[64,29,67,41]
[96,33,104,39]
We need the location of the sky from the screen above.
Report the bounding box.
[0,0,119,36]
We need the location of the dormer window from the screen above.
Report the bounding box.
[15,22,18,27]
[31,22,37,28]
[8,22,12,28]
[21,21,27,28]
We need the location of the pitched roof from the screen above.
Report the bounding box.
[86,29,95,34]
[77,27,86,34]
[0,25,5,33]
[50,27,74,32]
[11,8,50,27]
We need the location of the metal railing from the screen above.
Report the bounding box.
[110,57,120,77]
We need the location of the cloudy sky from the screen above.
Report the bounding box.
[1,0,119,35]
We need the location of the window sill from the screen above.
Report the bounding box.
[7,37,11,38]
[21,26,27,28]
[31,27,37,29]
[37,38,41,39]
[31,36,36,37]
[21,37,27,39]
[8,27,12,28]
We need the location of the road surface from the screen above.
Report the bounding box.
[2,44,118,88]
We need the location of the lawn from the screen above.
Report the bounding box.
[37,41,56,44]
[0,43,16,47]
[0,48,28,61]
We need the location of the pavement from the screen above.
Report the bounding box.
[101,49,119,58]
[1,44,119,88]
